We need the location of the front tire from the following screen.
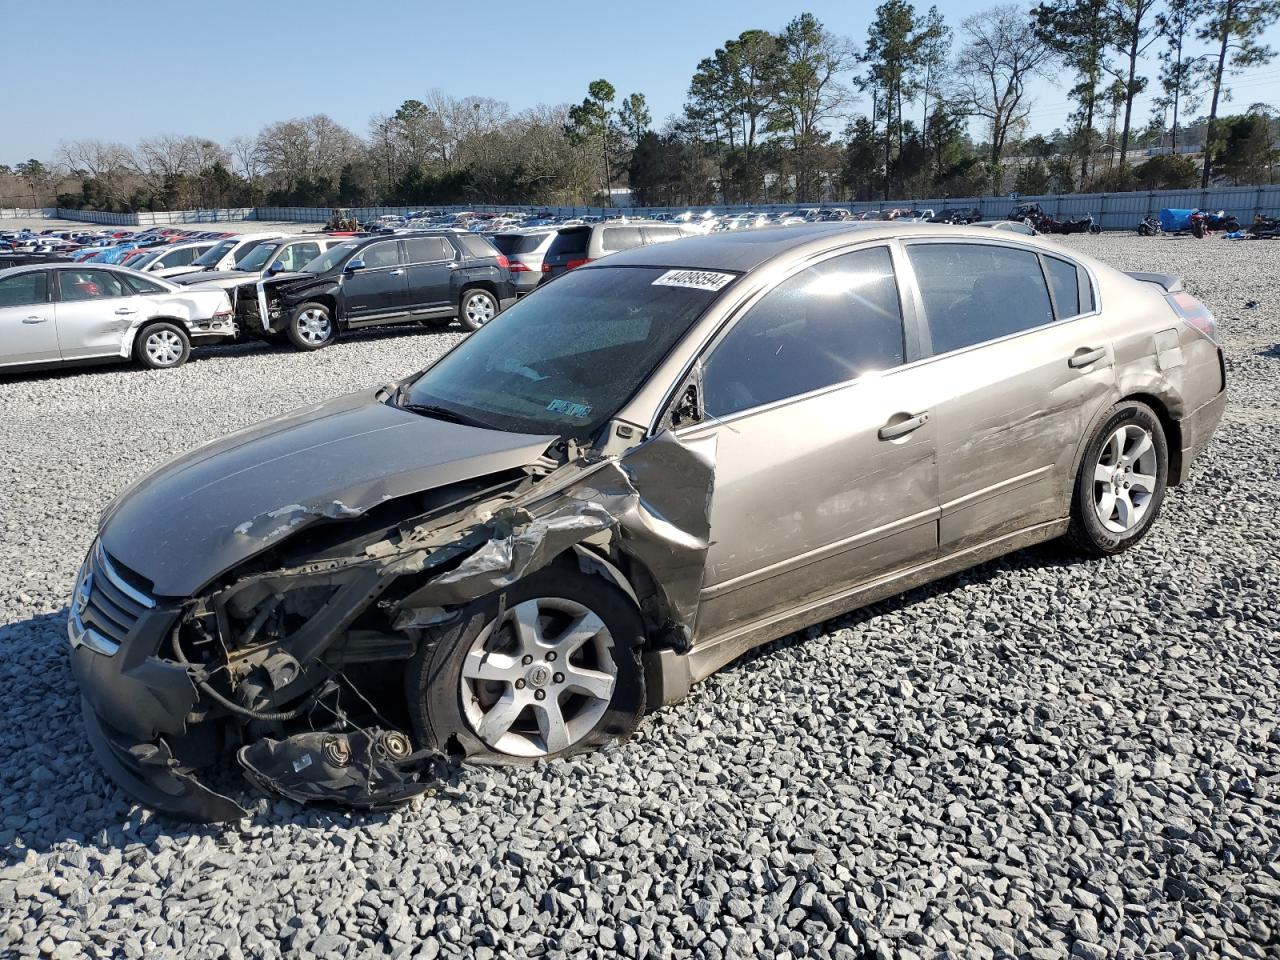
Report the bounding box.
[1066,400,1169,556]
[287,302,336,351]
[136,322,191,370]
[406,569,646,764]
[458,288,498,331]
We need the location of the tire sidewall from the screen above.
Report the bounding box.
[136,322,191,370]
[405,569,646,764]
[1072,401,1169,554]
[287,301,335,350]
[458,289,498,331]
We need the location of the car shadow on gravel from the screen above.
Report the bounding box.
[0,607,469,863]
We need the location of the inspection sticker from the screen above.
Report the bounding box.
[547,398,593,419]
[652,269,736,291]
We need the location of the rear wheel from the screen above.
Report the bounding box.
[287,302,336,350]
[136,322,191,370]
[1066,401,1168,556]
[406,569,645,763]
[458,288,498,331]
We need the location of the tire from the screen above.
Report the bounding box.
[1089,223,1102,234]
[458,288,499,332]
[1192,220,1205,239]
[1225,218,1240,232]
[1066,400,1169,556]
[405,568,646,764]
[286,301,336,351]
[135,322,191,370]
[1138,223,1152,236]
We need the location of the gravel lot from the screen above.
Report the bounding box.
[1,234,1277,960]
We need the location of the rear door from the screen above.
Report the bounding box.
[684,244,940,643]
[402,236,457,312]
[0,270,59,367]
[900,239,1114,551]
[342,240,408,322]
[53,268,147,359]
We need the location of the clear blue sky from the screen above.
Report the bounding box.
[5,0,1280,163]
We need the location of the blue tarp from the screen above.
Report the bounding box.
[1159,208,1196,232]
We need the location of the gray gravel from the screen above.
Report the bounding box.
[1,235,1278,960]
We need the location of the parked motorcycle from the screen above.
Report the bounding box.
[1250,214,1280,239]
[1035,212,1102,235]
[1137,215,1162,236]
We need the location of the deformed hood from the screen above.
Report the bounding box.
[99,389,556,597]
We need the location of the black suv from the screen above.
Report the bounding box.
[238,232,517,349]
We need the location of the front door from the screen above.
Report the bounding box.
[342,240,408,322]
[53,269,146,360]
[0,270,58,367]
[682,244,940,646]
[403,236,457,313]
[901,240,1116,551]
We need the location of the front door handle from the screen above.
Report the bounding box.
[878,411,930,441]
[22,316,48,324]
[388,269,404,276]
[1069,346,1106,368]
[115,307,137,315]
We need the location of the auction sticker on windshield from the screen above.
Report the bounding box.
[652,270,736,291]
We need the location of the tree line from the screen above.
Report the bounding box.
[3,2,1278,213]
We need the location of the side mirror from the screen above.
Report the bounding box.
[267,261,284,274]
[668,364,706,428]
[345,259,365,272]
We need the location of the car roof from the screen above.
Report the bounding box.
[596,222,1073,273]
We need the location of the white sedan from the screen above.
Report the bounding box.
[0,263,234,373]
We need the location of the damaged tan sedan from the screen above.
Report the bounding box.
[68,224,1226,819]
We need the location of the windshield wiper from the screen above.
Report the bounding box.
[398,402,492,430]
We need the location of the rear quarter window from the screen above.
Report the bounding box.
[547,229,589,259]
[456,234,497,260]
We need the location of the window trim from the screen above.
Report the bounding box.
[663,241,913,430]
[896,236,1101,362]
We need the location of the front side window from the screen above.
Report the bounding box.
[278,242,320,271]
[57,270,128,302]
[907,242,1054,355]
[405,237,453,264]
[0,271,48,307]
[302,241,360,274]
[403,266,732,437]
[161,247,196,268]
[361,242,401,269]
[703,246,905,418]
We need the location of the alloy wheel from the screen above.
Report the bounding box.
[461,597,617,757]
[1093,423,1158,533]
[298,309,331,344]
[144,330,184,367]
[464,294,496,326]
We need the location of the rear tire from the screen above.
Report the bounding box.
[405,568,646,764]
[1066,400,1169,556]
[458,288,499,332]
[135,322,191,370]
[286,302,336,351]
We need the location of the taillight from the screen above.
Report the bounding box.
[1166,291,1218,342]
[565,258,591,270]
[541,262,551,273]
[495,253,510,269]
[508,261,530,272]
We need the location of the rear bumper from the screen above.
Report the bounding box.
[1173,387,1226,484]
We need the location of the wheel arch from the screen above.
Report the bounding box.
[1117,391,1183,486]
[127,316,191,359]
[458,279,499,307]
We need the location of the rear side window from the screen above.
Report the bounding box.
[907,243,1055,355]
[600,227,644,253]
[405,237,455,264]
[704,245,905,417]
[455,234,496,259]
[0,271,48,306]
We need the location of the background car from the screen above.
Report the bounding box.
[490,230,556,295]
[0,263,233,372]
[129,240,219,277]
[168,232,286,279]
[540,221,696,282]
[171,236,344,310]
[239,231,516,348]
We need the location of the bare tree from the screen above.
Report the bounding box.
[57,139,136,207]
[954,5,1054,171]
[227,135,266,183]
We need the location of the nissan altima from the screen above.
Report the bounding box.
[68,224,1226,819]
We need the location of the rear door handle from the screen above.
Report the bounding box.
[389,269,404,276]
[115,307,137,315]
[1069,346,1106,368]
[878,411,930,441]
[22,316,48,324]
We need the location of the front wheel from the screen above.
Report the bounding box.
[406,569,646,763]
[136,322,191,370]
[458,288,498,331]
[1066,400,1169,556]
[287,302,336,351]
[1138,223,1152,236]
[1089,222,1102,234]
